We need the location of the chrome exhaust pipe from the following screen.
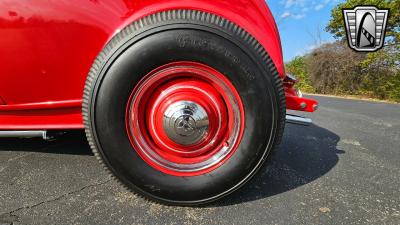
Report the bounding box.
[0,130,49,139]
[286,114,313,126]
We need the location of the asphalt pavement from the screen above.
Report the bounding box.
[0,95,399,225]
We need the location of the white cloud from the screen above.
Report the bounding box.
[281,12,291,19]
[278,0,339,21]
[281,11,304,20]
[283,0,306,9]
[284,0,295,8]
[293,14,306,19]
[315,4,324,11]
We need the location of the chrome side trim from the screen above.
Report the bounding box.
[286,114,313,126]
[0,130,48,139]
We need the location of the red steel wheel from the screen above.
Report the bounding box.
[126,62,245,176]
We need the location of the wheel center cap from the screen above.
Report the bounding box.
[175,115,196,136]
[163,101,209,146]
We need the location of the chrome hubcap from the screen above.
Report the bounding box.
[163,101,209,146]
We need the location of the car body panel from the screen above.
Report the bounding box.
[0,0,314,130]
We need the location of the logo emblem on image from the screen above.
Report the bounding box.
[343,6,389,52]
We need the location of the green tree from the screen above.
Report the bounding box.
[359,45,400,101]
[285,56,315,93]
[326,0,400,43]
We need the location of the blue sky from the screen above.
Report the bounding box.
[266,0,343,62]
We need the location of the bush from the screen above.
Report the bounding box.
[305,41,366,95]
[285,42,400,102]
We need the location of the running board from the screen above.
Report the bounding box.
[0,116,312,139]
[0,130,49,139]
[286,114,313,126]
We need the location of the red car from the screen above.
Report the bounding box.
[0,0,317,205]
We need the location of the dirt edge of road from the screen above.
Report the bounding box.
[304,93,400,104]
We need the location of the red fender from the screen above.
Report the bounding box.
[0,0,314,130]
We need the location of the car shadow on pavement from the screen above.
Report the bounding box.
[0,131,93,156]
[214,123,344,206]
[0,123,343,206]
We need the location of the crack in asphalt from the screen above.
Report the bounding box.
[0,153,36,174]
[0,178,112,221]
[6,152,35,163]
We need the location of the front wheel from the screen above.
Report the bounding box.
[83,10,285,205]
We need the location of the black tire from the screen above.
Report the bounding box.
[83,10,286,205]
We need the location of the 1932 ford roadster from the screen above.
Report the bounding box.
[0,0,317,205]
